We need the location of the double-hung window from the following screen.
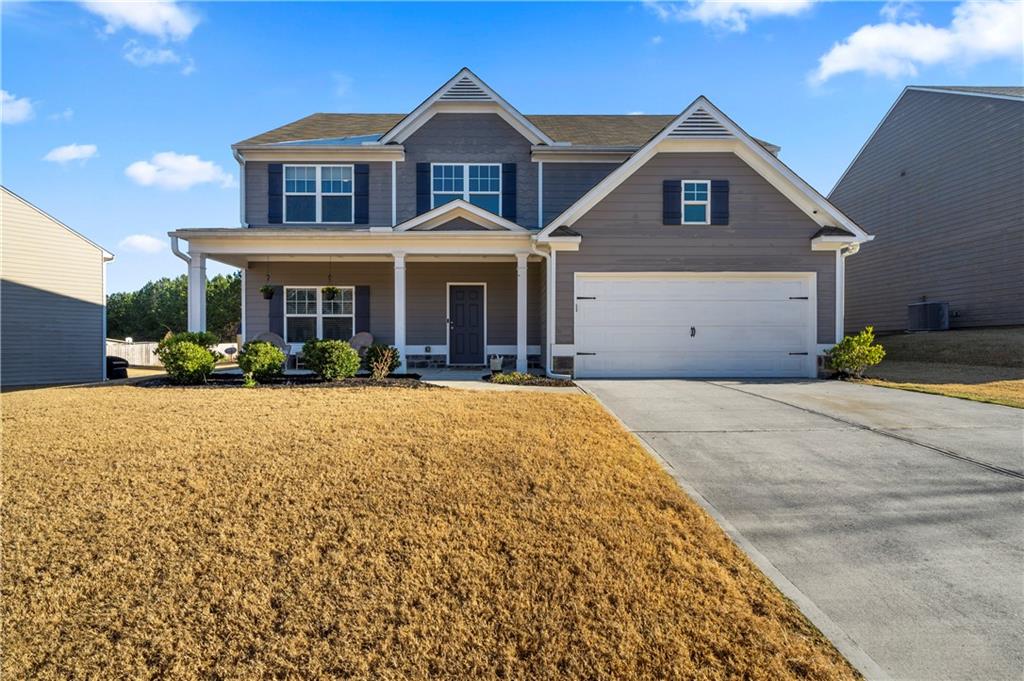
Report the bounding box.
[284,286,355,344]
[682,180,710,225]
[284,165,354,224]
[432,163,501,214]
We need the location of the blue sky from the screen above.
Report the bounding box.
[3,0,1021,292]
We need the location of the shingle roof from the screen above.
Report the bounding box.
[548,225,581,237]
[811,225,854,239]
[236,112,778,150]
[912,86,1024,99]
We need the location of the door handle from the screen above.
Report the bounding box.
[690,326,696,338]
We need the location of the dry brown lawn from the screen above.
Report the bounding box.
[2,385,856,680]
[864,361,1024,409]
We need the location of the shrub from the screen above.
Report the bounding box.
[826,326,886,379]
[159,331,220,353]
[489,371,535,385]
[156,340,216,385]
[364,344,401,379]
[302,339,361,380]
[237,341,285,383]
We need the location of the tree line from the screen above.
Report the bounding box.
[107,272,241,342]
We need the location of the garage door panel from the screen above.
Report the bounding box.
[574,274,815,378]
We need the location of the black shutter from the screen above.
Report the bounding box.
[710,180,729,225]
[501,163,517,221]
[416,163,431,215]
[268,286,284,337]
[354,164,369,224]
[268,164,283,224]
[662,180,681,225]
[354,286,370,335]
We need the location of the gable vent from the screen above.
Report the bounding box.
[439,76,493,101]
[668,108,732,139]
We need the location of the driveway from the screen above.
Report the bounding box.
[578,379,1024,681]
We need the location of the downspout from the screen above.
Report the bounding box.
[170,235,191,264]
[835,242,861,343]
[530,242,571,380]
[233,149,247,227]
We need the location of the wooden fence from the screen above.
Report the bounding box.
[106,339,240,367]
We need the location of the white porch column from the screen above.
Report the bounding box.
[516,252,529,372]
[187,252,207,332]
[393,252,407,371]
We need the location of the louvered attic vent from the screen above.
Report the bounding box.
[668,108,732,139]
[439,76,492,101]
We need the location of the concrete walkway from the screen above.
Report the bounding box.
[579,378,1024,681]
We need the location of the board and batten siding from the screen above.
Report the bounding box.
[541,162,619,226]
[245,161,393,227]
[396,114,539,228]
[1,188,108,387]
[830,89,1024,332]
[555,152,836,345]
[244,260,543,348]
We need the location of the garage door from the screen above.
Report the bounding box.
[574,273,816,378]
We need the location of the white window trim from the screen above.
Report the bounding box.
[431,163,502,214]
[283,285,356,344]
[681,179,710,225]
[283,164,355,225]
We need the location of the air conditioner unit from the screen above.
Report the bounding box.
[907,301,949,332]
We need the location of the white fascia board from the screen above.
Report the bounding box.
[538,96,872,242]
[379,68,555,146]
[236,147,405,162]
[811,236,859,251]
[394,199,528,232]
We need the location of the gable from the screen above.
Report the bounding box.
[411,216,491,232]
[404,113,531,156]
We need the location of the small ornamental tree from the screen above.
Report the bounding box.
[826,326,886,379]
[302,339,361,381]
[364,344,401,379]
[237,341,286,384]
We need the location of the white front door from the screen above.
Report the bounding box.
[574,273,817,378]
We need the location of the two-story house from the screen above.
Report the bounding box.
[170,68,871,378]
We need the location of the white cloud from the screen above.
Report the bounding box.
[125,151,234,190]
[181,58,196,76]
[333,73,353,97]
[123,39,180,66]
[880,0,920,22]
[43,143,99,164]
[118,234,165,254]
[2,90,34,124]
[645,0,816,32]
[651,34,664,45]
[811,0,1024,85]
[627,111,646,115]
[80,0,199,41]
[48,107,75,122]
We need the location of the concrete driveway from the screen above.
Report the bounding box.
[578,379,1024,681]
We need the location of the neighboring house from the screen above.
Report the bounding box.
[1,186,114,388]
[171,68,870,378]
[830,86,1024,334]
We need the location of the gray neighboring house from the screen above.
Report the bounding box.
[829,86,1024,334]
[171,68,871,378]
[1,186,114,388]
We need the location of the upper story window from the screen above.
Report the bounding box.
[682,180,710,225]
[284,165,353,224]
[432,163,501,214]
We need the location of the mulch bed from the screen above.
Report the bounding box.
[137,373,434,389]
[482,374,576,387]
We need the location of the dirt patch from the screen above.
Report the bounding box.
[864,360,1023,408]
[3,386,857,679]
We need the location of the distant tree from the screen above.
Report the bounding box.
[107,272,240,342]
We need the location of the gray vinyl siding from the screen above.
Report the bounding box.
[406,262,543,346]
[542,162,619,226]
[397,114,539,228]
[245,161,393,227]
[1,189,107,387]
[830,89,1024,332]
[244,260,543,348]
[555,152,835,344]
[245,262,395,343]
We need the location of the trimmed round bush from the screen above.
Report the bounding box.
[363,343,401,377]
[156,340,216,385]
[826,326,886,379]
[237,341,285,383]
[302,339,361,381]
[159,331,220,352]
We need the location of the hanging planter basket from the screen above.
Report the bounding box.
[260,284,276,300]
[322,286,340,301]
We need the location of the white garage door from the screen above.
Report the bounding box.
[574,273,816,378]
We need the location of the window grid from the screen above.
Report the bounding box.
[284,165,354,224]
[431,163,502,213]
[284,286,356,344]
[682,180,710,225]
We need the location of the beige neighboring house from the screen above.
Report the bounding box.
[1,186,114,388]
